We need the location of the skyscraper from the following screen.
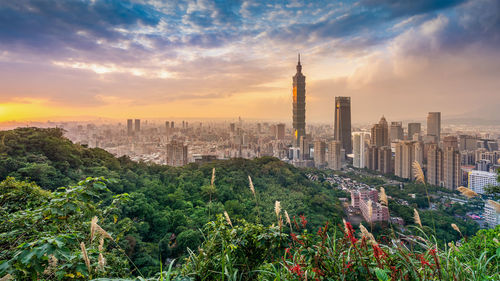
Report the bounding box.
[127,119,133,136]
[394,141,414,179]
[292,54,306,147]
[334,96,352,154]
[371,116,389,147]
[443,146,461,190]
[427,143,443,186]
[314,140,326,168]
[353,132,367,168]
[276,123,285,140]
[134,119,140,133]
[427,112,441,143]
[408,123,421,140]
[328,140,342,170]
[378,146,393,174]
[390,121,403,141]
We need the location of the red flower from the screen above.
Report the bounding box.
[300,215,308,228]
[417,254,430,267]
[344,221,358,244]
[372,244,386,260]
[290,264,304,277]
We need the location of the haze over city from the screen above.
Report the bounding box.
[1,0,499,123]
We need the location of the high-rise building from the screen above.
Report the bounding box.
[134,119,141,133]
[366,146,379,171]
[276,123,285,140]
[334,96,352,154]
[171,121,174,128]
[371,116,389,147]
[427,144,443,186]
[328,140,342,170]
[166,141,188,167]
[408,123,421,140]
[468,170,498,194]
[353,132,367,168]
[390,121,404,142]
[443,136,458,150]
[395,141,415,179]
[292,54,306,147]
[426,112,441,143]
[230,123,236,133]
[378,146,393,174]
[300,135,311,160]
[459,135,477,151]
[443,146,461,190]
[127,119,133,136]
[314,140,326,168]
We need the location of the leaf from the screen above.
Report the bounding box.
[374,268,391,281]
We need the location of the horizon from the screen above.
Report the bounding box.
[0,0,499,124]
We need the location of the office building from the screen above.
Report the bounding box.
[314,140,326,168]
[378,146,393,174]
[134,119,141,133]
[371,116,389,147]
[390,121,404,141]
[443,146,460,190]
[277,123,286,140]
[366,145,379,171]
[427,144,443,186]
[127,119,133,136]
[459,135,477,151]
[426,112,441,143]
[468,170,497,194]
[443,136,458,150]
[334,96,352,154]
[300,135,311,160]
[328,140,342,170]
[408,123,421,140]
[292,54,306,147]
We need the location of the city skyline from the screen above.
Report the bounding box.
[0,0,499,123]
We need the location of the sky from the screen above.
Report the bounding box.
[0,0,499,124]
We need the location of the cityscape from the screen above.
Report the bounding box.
[1,0,499,280]
[15,54,500,231]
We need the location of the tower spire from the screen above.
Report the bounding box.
[298,53,301,65]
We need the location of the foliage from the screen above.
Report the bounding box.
[0,177,131,280]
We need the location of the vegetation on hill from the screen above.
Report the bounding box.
[1,176,498,280]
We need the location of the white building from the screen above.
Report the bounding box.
[484,200,500,228]
[353,132,367,168]
[468,170,498,194]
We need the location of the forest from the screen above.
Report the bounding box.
[0,127,497,280]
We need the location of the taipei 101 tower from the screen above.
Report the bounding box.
[292,54,306,147]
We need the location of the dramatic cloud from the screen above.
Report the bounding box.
[0,0,498,122]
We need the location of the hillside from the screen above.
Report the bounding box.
[0,127,345,276]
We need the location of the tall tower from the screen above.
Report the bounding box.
[292,54,306,147]
[427,112,441,143]
[334,97,352,154]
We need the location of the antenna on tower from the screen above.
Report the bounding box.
[298,53,300,64]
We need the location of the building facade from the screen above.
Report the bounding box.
[468,170,497,194]
[426,112,441,143]
[334,96,352,155]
